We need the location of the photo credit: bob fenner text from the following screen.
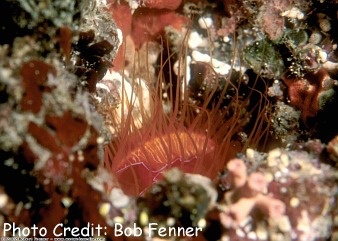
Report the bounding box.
[2,222,202,238]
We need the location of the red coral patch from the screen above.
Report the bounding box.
[132,8,188,48]
[46,111,88,147]
[282,68,331,124]
[28,122,60,152]
[20,60,56,113]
